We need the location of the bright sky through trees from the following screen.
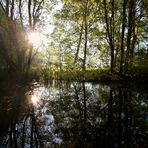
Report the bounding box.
[27,31,48,52]
[0,0,147,80]
[26,0,63,52]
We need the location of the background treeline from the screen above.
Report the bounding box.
[46,0,148,81]
[0,0,148,82]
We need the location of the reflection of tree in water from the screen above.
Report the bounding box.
[44,81,148,147]
[0,82,148,147]
[2,107,42,148]
[0,86,44,148]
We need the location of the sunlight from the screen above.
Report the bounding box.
[31,94,40,105]
[28,31,43,50]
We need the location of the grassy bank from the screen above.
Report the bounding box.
[40,67,148,84]
[1,67,148,85]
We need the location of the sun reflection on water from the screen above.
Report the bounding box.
[31,94,40,105]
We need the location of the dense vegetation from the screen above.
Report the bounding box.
[0,0,45,82]
[0,1,148,147]
[0,0,148,83]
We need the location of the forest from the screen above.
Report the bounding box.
[0,1,148,147]
[0,0,148,83]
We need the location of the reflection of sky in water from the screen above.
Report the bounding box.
[46,114,54,124]
[29,85,64,145]
[31,94,40,105]
[53,135,63,144]
[140,101,147,107]
[30,86,58,106]
[1,81,148,147]
[24,82,148,146]
[29,83,111,145]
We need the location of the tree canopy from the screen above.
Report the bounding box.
[0,0,148,81]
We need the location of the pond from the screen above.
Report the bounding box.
[0,81,148,148]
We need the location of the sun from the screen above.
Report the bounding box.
[28,31,43,49]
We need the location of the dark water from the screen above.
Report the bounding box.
[0,81,148,148]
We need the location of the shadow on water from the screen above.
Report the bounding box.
[0,81,148,147]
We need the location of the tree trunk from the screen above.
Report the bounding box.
[83,0,88,71]
[0,2,6,14]
[6,0,9,17]
[10,0,15,20]
[120,0,127,74]
[74,23,83,64]
[104,0,114,72]
[129,0,136,70]
[19,0,23,27]
[26,0,33,81]
[28,0,32,30]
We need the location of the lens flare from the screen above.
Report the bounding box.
[28,31,42,49]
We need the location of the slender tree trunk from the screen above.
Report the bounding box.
[120,0,127,74]
[129,1,136,70]
[0,2,6,14]
[19,0,23,27]
[104,0,114,72]
[26,0,33,81]
[6,0,9,17]
[111,0,115,69]
[10,0,15,20]
[28,0,32,30]
[74,23,83,64]
[129,28,136,68]
[83,0,88,71]
[33,0,44,28]
[59,47,62,80]
[25,45,33,81]
[124,0,133,73]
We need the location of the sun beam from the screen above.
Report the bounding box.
[28,31,43,49]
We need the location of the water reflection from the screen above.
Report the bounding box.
[31,94,39,105]
[0,81,148,147]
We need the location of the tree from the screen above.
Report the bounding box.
[103,0,115,72]
[120,0,127,74]
[0,0,44,81]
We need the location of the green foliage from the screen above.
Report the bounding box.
[0,0,148,82]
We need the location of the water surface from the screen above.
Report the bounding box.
[0,81,148,148]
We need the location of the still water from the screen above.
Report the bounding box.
[0,81,148,148]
